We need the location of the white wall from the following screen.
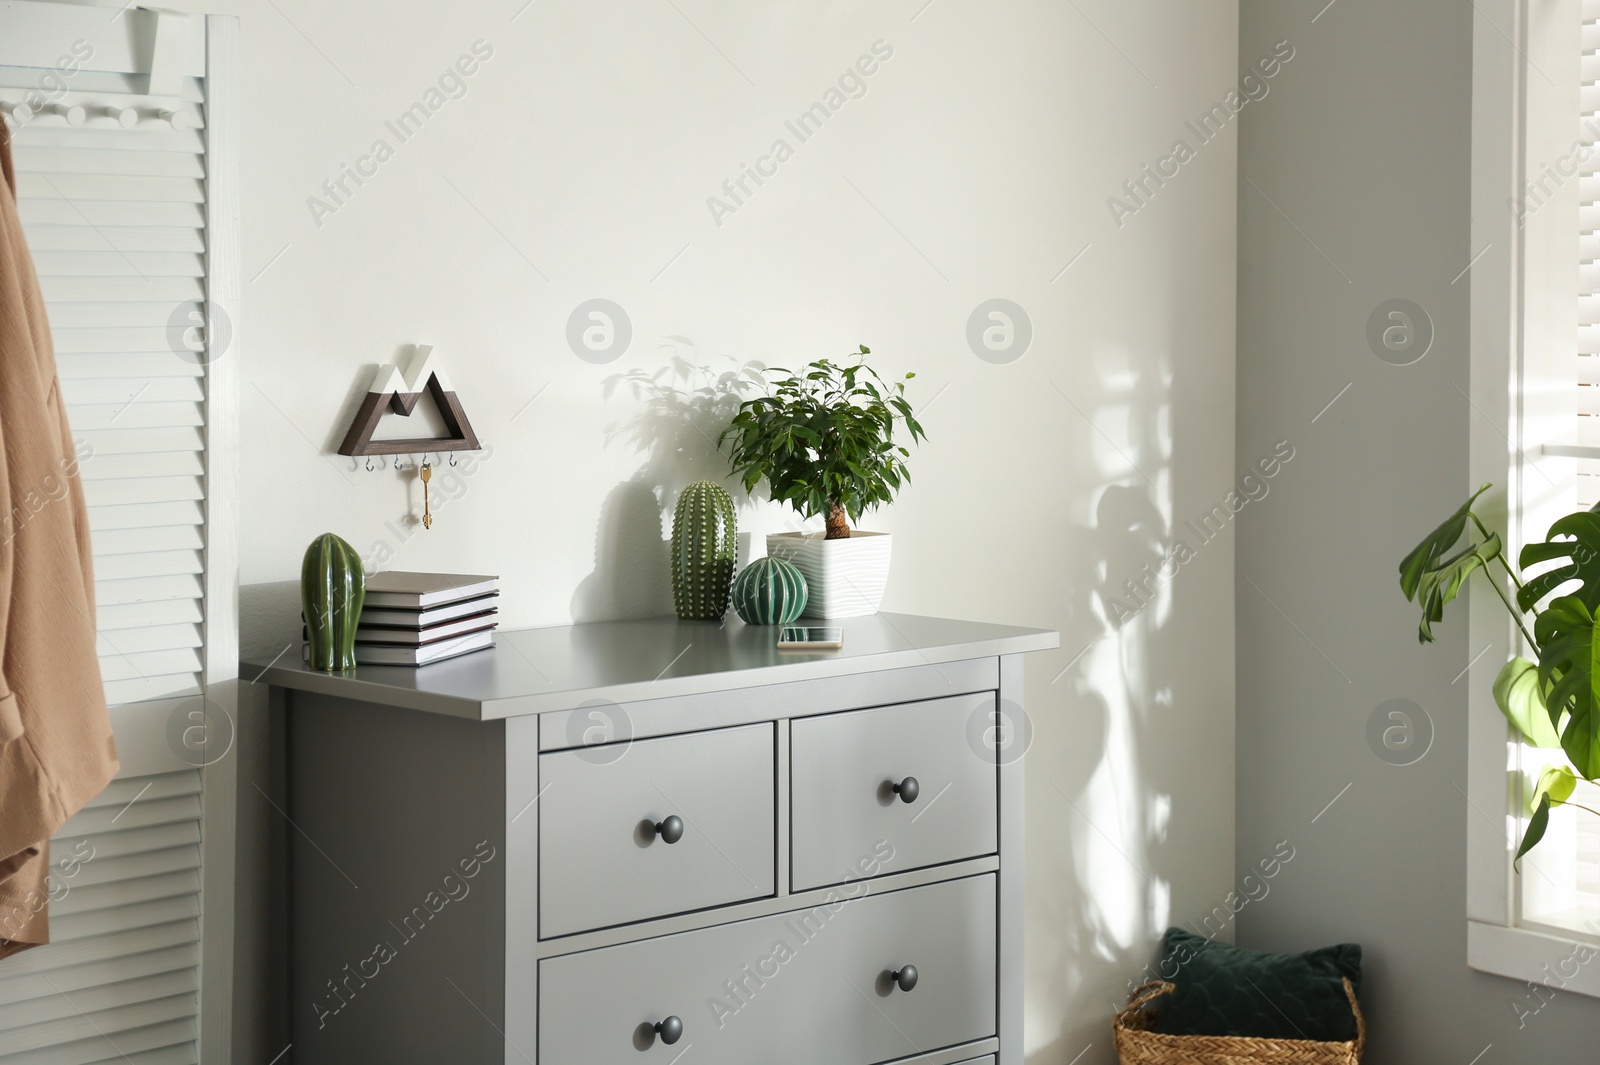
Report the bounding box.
[98,1,1239,1060]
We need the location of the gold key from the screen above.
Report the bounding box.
[420,460,433,529]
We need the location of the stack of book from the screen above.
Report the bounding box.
[351,572,499,666]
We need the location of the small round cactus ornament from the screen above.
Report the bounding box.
[671,481,737,620]
[732,556,808,625]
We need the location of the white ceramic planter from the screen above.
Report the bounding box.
[765,531,892,619]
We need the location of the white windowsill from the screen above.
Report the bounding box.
[1469,921,1600,997]
[1523,910,1600,943]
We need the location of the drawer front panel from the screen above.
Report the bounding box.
[539,874,997,1065]
[791,693,998,891]
[539,723,775,937]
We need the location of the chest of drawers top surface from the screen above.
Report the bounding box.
[243,611,1057,720]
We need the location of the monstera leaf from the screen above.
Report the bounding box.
[1411,534,1500,644]
[1534,764,1578,809]
[1533,596,1600,779]
[1493,657,1563,748]
[1517,766,1580,868]
[1400,484,1495,643]
[1518,793,1551,867]
[1399,483,1492,600]
[1518,509,1600,613]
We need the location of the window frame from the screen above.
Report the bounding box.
[1467,0,1600,995]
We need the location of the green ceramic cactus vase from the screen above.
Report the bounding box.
[302,532,365,671]
[671,481,737,621]
[731,556,808,625]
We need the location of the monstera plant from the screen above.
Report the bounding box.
[1399,484,1600,861]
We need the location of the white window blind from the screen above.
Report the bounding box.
[1579,4,1600,506]
[1575,10,1600,898]
[1518,0,1600,941]
[0,6,236,1059]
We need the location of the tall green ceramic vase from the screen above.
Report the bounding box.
[302,533,365,671]
[671,481,737,620]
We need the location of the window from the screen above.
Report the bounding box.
[1468,0,1600,996]
[1512,0,1600,942]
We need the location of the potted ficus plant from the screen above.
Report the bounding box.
[1399,483,1600,860]
[720,346,927,618]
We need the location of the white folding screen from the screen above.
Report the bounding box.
[0,772,205,1064]
[15,67,211,707]
[0,5,238,1064]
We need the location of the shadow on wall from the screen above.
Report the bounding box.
[1028,357,1189,1065]
[570,345,765,621]
[570,479,673,620]
[239,580,303,662]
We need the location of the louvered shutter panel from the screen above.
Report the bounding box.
[10,73,210,706]
[1579,1,1600,504]
[0,8,235,1063]
[0,772,203,1064]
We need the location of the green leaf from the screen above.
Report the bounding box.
[1399,483,1492,602]
[1535,764,1578,808]
[1518,510,1600,613]
[1533,596,1600,778]
[1493,657,1564,748]
[718,348,927,524]
[1516,793,1551,868]
[1412,534,1498,643]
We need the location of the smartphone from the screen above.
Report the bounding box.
[776,626,843,651]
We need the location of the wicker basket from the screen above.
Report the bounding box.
[1114,977,1365,1065]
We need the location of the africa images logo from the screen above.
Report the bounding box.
[1106,40,1295,228]
[306,40,495,228]
[705,40,896,227]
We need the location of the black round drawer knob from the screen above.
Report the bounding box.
[652,815,684,845]
[891,777,920,804]
[654,1016,683,1044]
[891,965,919,992]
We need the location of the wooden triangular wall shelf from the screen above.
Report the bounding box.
[338,346,483,457]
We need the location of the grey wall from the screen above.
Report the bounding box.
[1236,0,1600,1059]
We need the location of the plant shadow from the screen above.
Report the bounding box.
[569,343,766,621]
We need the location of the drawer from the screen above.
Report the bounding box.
[539,723,775,937]
[791,693,998,891]
[539,874,997,1065]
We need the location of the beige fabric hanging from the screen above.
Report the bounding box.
[0,121,119,960]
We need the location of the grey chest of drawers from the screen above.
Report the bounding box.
[248,613,1057,1065]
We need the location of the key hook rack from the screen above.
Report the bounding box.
[351,452,462,473]
[338,346,482,458]
[338,346,483,529]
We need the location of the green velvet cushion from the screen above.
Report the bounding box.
[1151,928,1362,1042]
